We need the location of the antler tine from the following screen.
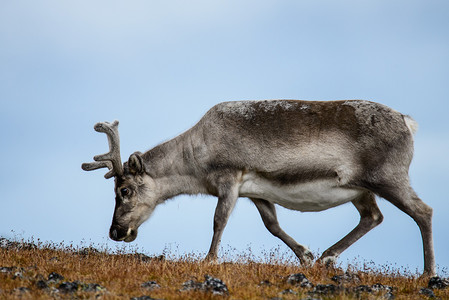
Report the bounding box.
[81,160,112,171]
[81,120,124,179]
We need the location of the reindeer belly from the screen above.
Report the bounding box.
[239,173,363,212]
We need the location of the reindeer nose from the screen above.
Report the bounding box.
[109,224,129,241]
[109,224,137,242]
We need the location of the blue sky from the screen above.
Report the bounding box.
[1,1,448,274]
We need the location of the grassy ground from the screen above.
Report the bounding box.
[0,237,447,299]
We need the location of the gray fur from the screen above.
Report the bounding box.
[82,99,435,276]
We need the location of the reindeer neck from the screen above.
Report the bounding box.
[142,132,207,199]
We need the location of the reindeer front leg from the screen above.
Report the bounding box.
[205,180,239,261]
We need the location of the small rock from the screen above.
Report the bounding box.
[0,267,25,279]
[0,267,14,273]
[181,279,204,291]
[420,287,436,298]
[36,280,49,289]
[287,273,307,284]
[301,281,314,289]
[48,272,64,283]
[286,273,313,288]
[428,276,449,289]
[82,283,106,292]
[130,296,158,300]
[354,285,372,293]
[280,288,297,295]
[204,275,229,295]
[58,281,79,293]
[311,284,340,295]
[181,275,228,295]
[141,281,160,290]
[287,273,309,284]
[371,283,394,293]
[331,272,360,284]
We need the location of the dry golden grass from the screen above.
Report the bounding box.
[0,238,447,299]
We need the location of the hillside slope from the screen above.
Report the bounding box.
[1,237,448,299]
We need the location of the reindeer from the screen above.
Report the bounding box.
[82,100,435,276]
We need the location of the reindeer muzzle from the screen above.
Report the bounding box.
[109,224,137,242]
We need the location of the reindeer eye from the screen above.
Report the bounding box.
[120,188,130,197]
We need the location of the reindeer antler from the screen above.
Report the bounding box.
[82,120,124,179]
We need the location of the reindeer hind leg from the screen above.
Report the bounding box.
[318,191,383,266]
[369,181,435,276]
[251,198,314,266]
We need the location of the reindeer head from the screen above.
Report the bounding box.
[82,121,156,243]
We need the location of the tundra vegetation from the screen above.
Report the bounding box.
[1,237,448,300]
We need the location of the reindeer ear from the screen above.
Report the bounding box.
[128,152,145,175]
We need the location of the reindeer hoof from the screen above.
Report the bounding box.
[317,255,338,268]
[300,250,315,267]
[204,254,219,264]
